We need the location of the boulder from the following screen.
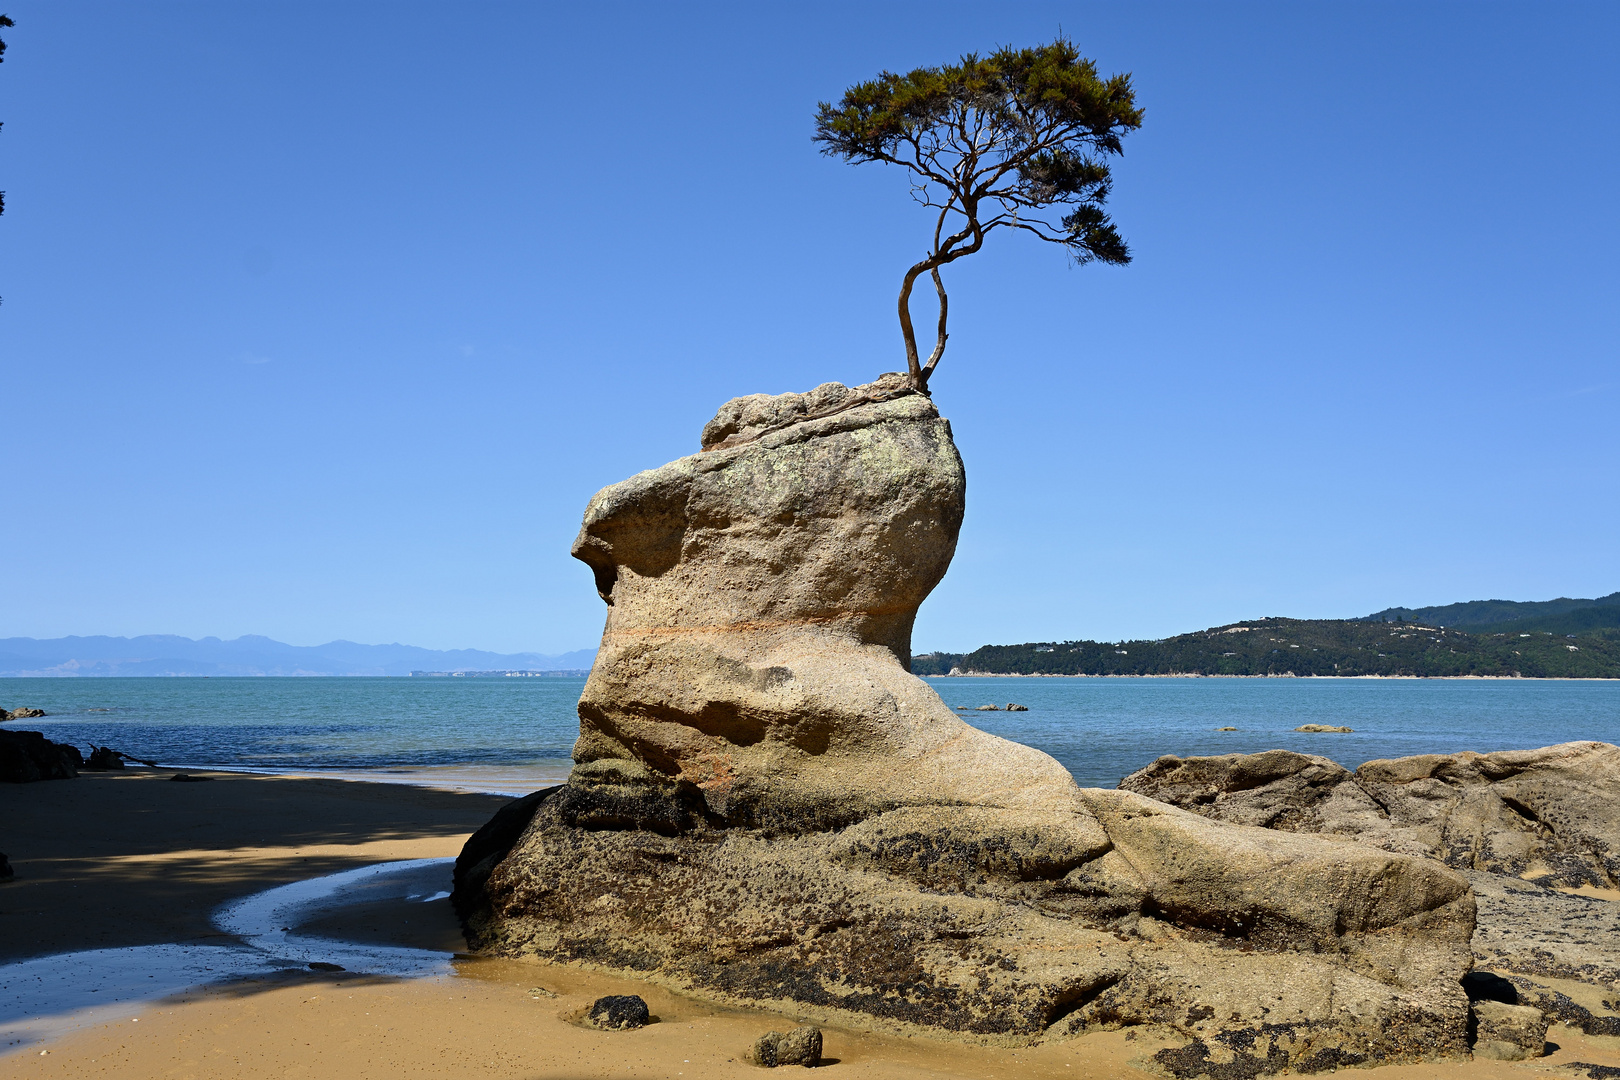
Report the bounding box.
[1294,724,1351,733]
[0,851,12,879]
[1006,703,1029,712]
[0,730,81,783]
[3,707,47,720]
[457,379,1477,1073]
[749,1026,822,1067]
[587,995,649,1030]
[1470,1000,1548,1061]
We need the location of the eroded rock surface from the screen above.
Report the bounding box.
[1120,742,1620,892]
[457,379,1477,1074]
[1120,742,1620,1057]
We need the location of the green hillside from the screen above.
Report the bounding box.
[913,617,1620,678]
[1364,592,1620,636]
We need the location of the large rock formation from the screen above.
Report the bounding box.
[456,378,1478,1075]
[1121,742,1620,1043]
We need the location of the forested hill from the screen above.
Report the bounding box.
[1362,592,1620,637]
[913,618,1620,678]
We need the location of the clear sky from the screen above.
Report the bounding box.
[1,2,1616,656]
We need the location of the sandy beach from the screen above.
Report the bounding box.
[4,770,1619,1079]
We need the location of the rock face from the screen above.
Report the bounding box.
[0,730,81,783]
[457,378,1478,1074]
[1119,742,1620,892]
[1120,742,1620,1058]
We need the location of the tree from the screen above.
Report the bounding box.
[0,14,11,221]
[814,38,1143,392]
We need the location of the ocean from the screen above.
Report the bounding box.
[5,675,1617,793]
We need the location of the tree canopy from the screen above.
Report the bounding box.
[814,38,1142,391]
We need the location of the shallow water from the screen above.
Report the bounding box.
[0,859,458,1054]
[5,674,1616,791]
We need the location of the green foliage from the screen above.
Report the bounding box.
[813,38,1142,388]
[919,618,1620,679]
[1364,592,1620,637]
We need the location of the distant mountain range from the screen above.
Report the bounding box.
[915,591,1620,678]
[0,635,597,678]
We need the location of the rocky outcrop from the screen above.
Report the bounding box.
[0,730,81,782]
[458,378,1478,1074]
[1120,742,1620,1057]
[1119,742,1620,892]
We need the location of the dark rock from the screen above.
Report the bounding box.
[749,1026,822,1067]
[1006,703,1028,711]
[84,745,126,770]
[169,773,212,782]
[587,995,649,1030]
[307,961,345,972]
[0,852,12,879]
[0,730,81,783]
[450,786,558,919]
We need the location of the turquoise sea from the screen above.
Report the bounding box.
[4,675,1616,791]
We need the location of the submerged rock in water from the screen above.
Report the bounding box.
[457,378,1477,1073]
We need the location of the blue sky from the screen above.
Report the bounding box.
[1,2,1616,655]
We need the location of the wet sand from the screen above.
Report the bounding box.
[4,770,1620,1078]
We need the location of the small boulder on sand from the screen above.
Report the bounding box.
[1470,1000,1548,1061]
[587,995,649,1030]
[749,1026,822,1067]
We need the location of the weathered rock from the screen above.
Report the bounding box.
[1006,703,1029,712]
[1120,742,1620,1026]
[1120,742,1620,891]
[2,707,47,720]
[749,1025,822,1067]
[0,730,81,783]
[1470,1000,1548,1060]
[587,994,649,1030]
[459,380,1478,1073]
[565,377,1079,826]
[1294,724,1352,733]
